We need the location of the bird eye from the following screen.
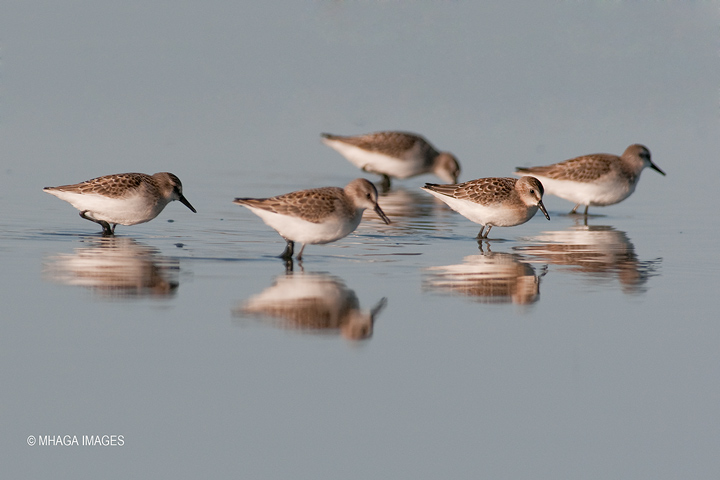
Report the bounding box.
[530,189,535,194]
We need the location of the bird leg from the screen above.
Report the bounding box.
[477,225,492,239]
[379,174,391,193]
[100,223,114,236]
[80,211,114,236]
[296,244,307,261]
[280,239,294,260]
[361,165,391,192]
[570,204,589,216]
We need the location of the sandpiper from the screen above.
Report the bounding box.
[421,176,550,239]
[233,178,391,260]
[515,144,665,215]
[43,172,196,235]
[321,131,460,190]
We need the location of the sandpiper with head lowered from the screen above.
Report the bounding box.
[321,131,460,191]
[515,144,665,215]
[233,178,390,261]
[421,176,550,239]
[44,172,196,235]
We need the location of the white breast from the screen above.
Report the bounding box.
[49,191,167,225]
[532,176,635,206]
[325,140,426,179]
[426,191,537,227]
[246,207,363,245]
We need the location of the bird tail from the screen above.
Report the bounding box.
[421,183,456,196]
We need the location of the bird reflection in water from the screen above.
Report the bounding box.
[236,273,387,341]
[374,187,445,219]
[43,237,180,297]
[373,187,464,237]
[516,224,661,294]
[424,244,545,305]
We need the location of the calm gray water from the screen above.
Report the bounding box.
[2,2,720,479]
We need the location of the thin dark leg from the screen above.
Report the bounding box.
[380,174,391,193]
[570,204,589,216]
[79,210,93,223]
[296,244,306,261]
[477,225,492,239]
[80,211,114,236]
[99,221,113,236]
[280,239,294,259]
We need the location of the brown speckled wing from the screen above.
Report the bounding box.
[452,177,516,203]
[520,155,614,182]
[427,178,516,204]
[333,132,434,158]
[237,187,347,223]
[53,173,148,198]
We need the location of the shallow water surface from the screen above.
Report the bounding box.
[4,167,718,479]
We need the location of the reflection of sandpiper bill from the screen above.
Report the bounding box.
[237,273,387,340]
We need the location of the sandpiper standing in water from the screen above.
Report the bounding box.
[321,131,460,191]
[515,144,665,215]
[421,176,550,239]
[44,172,196,235]
[233,178,391,261]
